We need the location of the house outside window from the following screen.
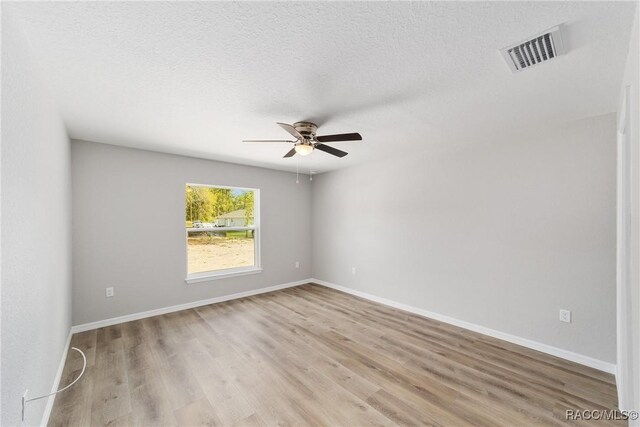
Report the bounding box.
[185,183,260,283]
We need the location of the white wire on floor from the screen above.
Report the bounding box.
[22,347,87,421]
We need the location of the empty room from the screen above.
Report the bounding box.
[1,1,639,426]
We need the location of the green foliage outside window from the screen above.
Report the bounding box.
[185,185,255,227]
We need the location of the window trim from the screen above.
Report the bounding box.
[184,183,261,284]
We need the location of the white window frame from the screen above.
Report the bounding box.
[184,183,261,284]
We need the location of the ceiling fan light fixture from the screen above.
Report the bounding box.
[294,143,314,156]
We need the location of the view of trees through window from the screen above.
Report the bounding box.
[185,185,257,275]
[185,185,254,227]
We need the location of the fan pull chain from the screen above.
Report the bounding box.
[296,157,299,184]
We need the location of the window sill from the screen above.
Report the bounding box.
[185,268,263,284]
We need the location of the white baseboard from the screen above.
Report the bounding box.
[311,279,616,374]
[40,329,73,426]
[69,276,616,375]
[71,279,312,333]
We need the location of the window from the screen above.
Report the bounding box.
[185,184,260,283]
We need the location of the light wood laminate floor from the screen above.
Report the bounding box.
[50,284,622,426]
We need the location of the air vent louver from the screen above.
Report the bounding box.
[500,26,565,73]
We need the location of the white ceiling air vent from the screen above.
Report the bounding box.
[500,25,565,73]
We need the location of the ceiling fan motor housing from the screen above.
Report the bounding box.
[293,122,318,140]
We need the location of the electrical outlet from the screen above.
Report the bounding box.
[295,261,300,269]
[559,309,571,323]
[351,267,357,275]
[106,287,114,298]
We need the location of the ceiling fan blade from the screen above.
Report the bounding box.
[243,139,295,143]
[277,123,302,139]
[315,132,362,143]
[315,144,348,158]
[283,147,297,158]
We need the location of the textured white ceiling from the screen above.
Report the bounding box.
[5,1,636,173]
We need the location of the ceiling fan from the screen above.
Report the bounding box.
[243,122,362,158]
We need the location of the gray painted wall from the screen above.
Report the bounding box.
[71,141,312,325]
[1,12,72,426]
[311,113,617,363]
